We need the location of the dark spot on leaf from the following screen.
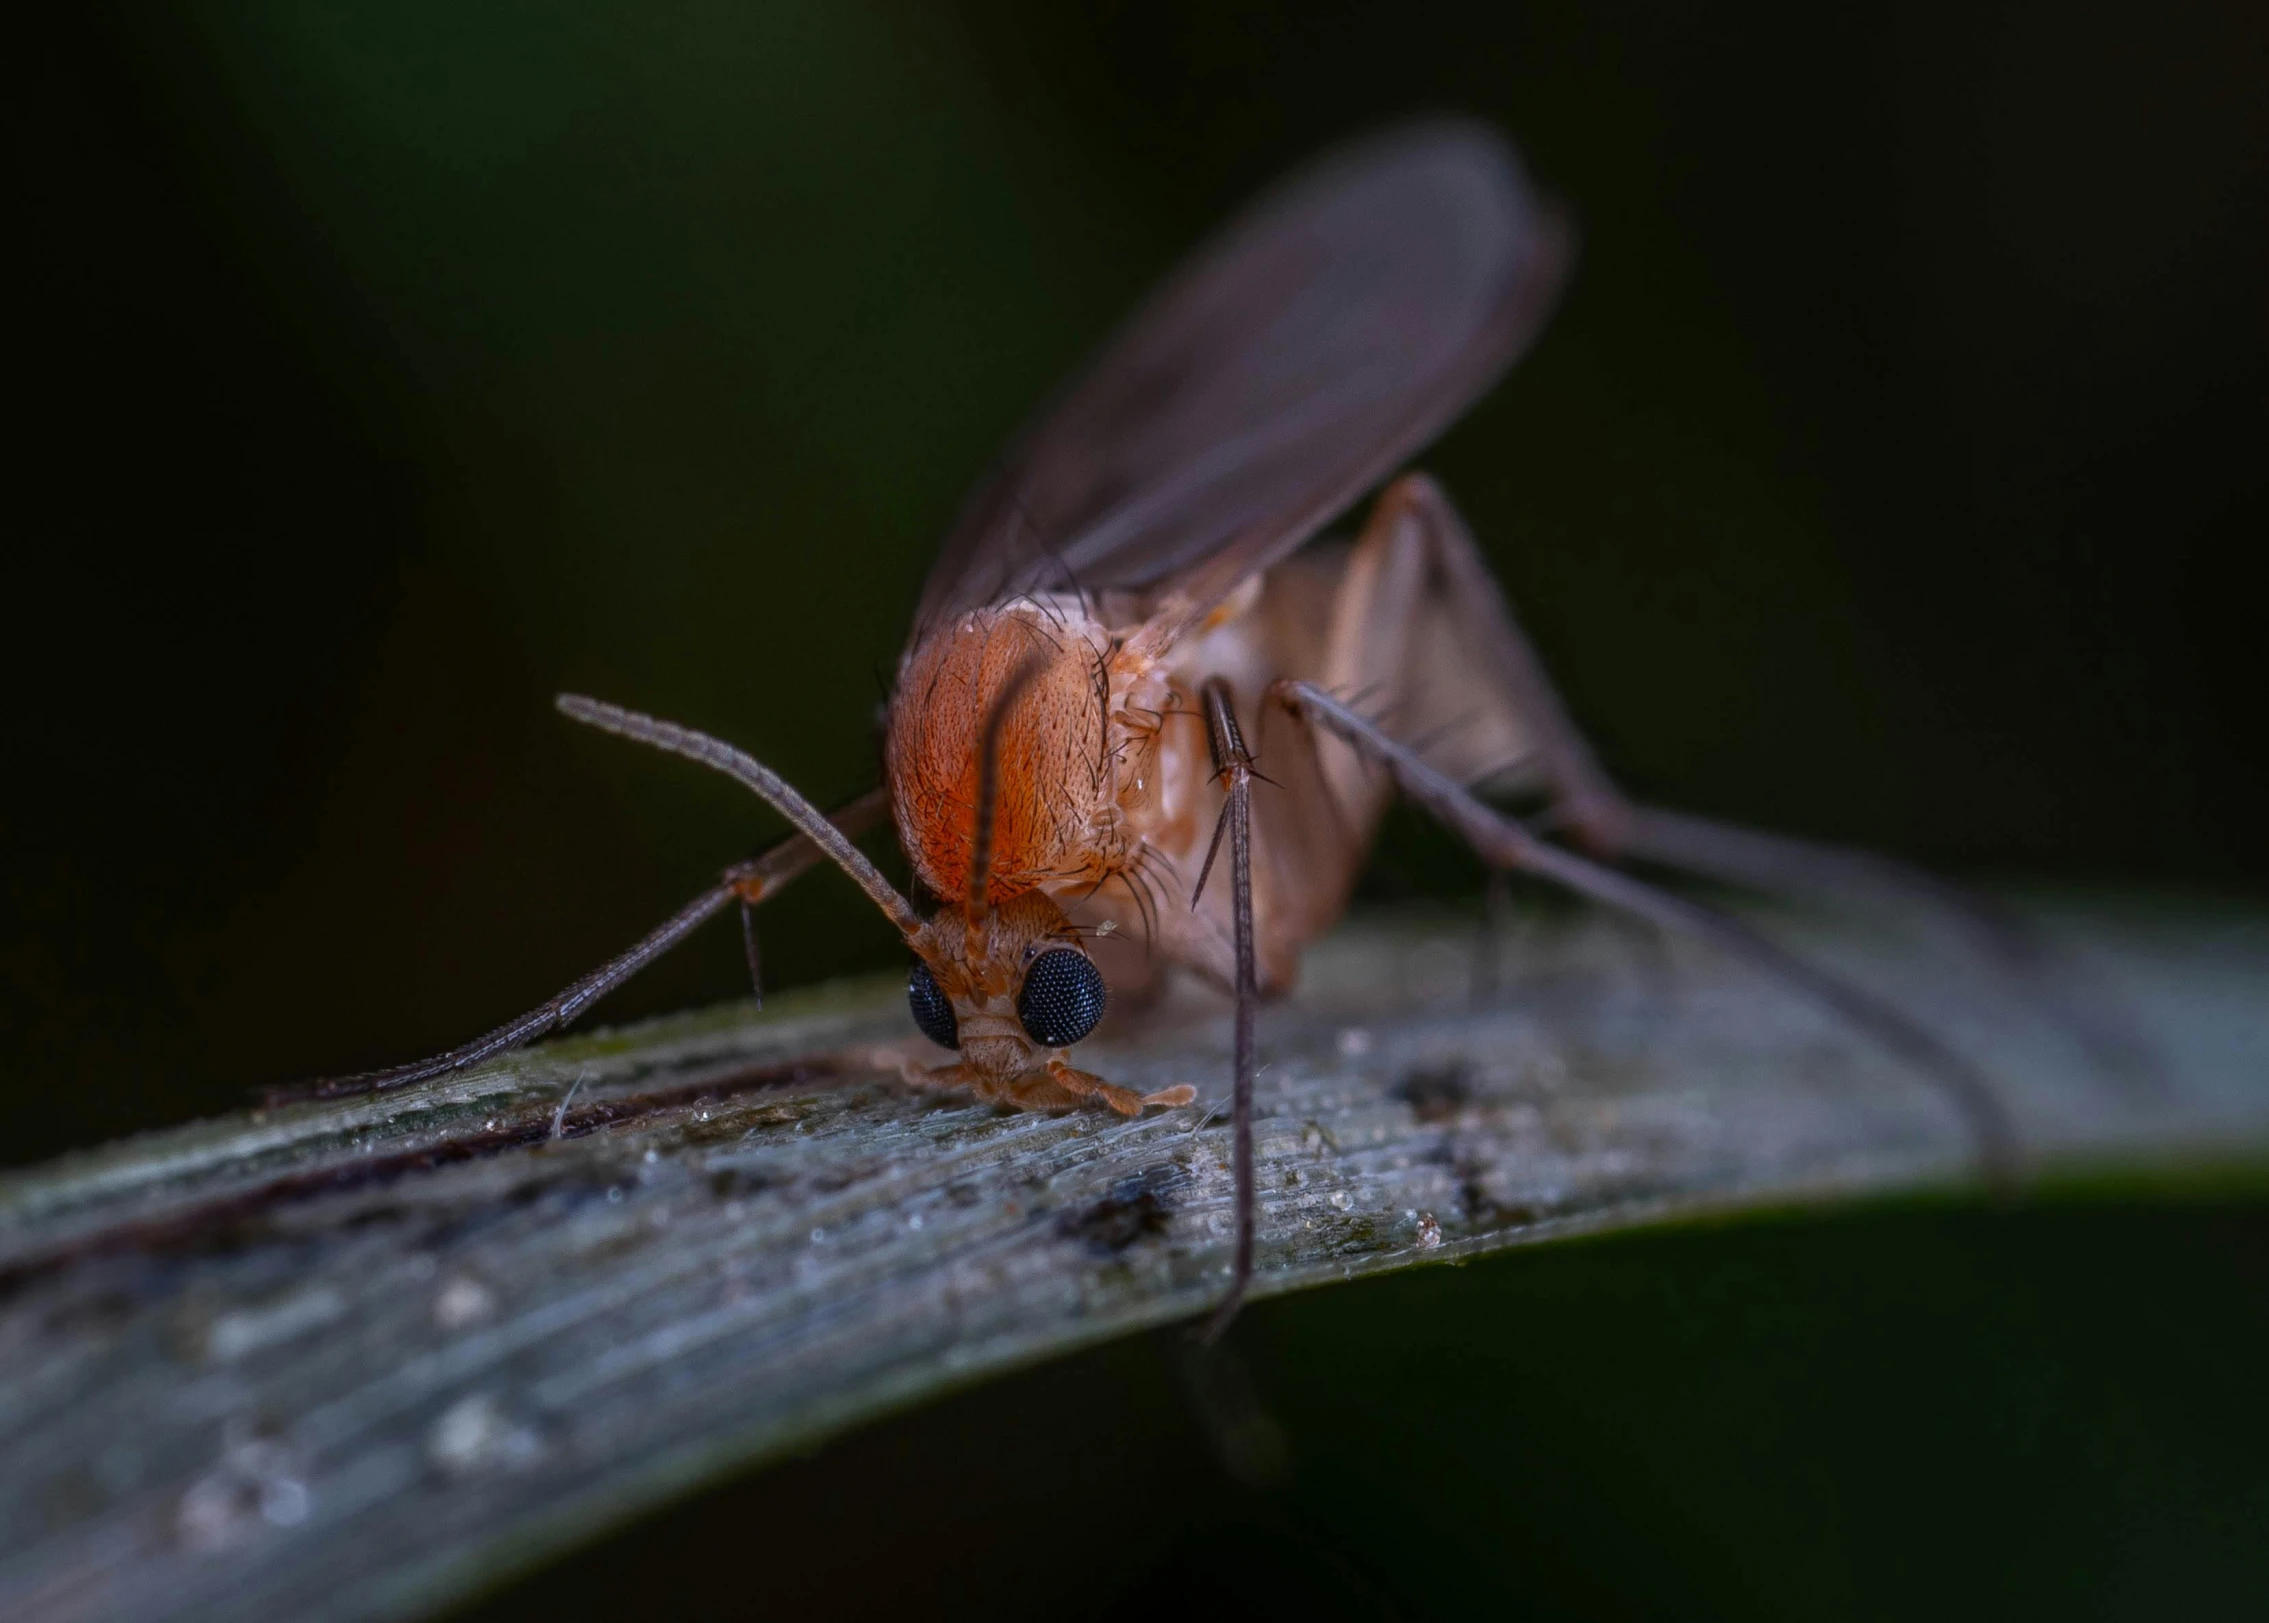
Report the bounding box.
[0,1060,835,1299]
[1056,1164,1185,1254]
[707,1167,777,1200]
[1395,1060,1473,1122]
[1452,1152,1543,1230]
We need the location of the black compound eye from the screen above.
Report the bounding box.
[907,960,958,1050]
[1017,948,1108,1049]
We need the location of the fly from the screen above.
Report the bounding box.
[309,121,2048,1336]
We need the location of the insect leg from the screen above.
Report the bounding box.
[1382,472,2145,1075]
[739,896,765,1008]
[273,789,888,1103]
[1606,807,2158,1080]
[1043,1058,1198,1117]
[1272,679,2022,1185]
[1362,472,1626,842]
[1196,677,1259,1341]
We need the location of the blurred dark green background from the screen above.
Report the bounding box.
[7,3,2267,1617]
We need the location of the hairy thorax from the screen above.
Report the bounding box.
[885,601,1170,907]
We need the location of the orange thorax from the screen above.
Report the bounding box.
[885,606,1136,906]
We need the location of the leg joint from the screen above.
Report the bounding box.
[1199,676,1253,784]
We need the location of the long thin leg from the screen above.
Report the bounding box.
[1196,677,1259,1341]
[739,897,766,1007]
[1274,680,2021,1185]
[272,789,889,1103]
[1375,473,1627,846]
[1043,1058,1198,1116]
[1386,472,2146,1076]
[1610,806,2158,1079]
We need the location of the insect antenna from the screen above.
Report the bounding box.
[558,696,924,939]
[964,647,1051,922]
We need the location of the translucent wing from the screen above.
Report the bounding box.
[911,120,1571,648]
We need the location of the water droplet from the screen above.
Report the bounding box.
[432,1276,494,1330]
[260,1478,310,1527]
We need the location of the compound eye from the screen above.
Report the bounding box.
[907,960,959,1050]
[1016,948,1108,1049]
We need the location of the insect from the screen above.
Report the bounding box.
[323,120,2034,1335]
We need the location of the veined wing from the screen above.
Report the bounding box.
[911,120,1571,648]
